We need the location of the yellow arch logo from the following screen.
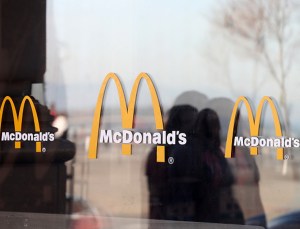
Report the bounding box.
[225,96,284,160]
[0,96,41,152]
[88,73,165,162]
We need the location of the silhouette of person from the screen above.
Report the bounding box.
[207,98,266,227]
[146,90,207,221]
[167,108,244,224]
[146,104,198,220]
[194,108,230,222]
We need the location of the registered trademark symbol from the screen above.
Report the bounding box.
[42,147,46,153]
[168,157,174,164]
[284,154,290,160]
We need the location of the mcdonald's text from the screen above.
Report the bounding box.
[99,130,186,145]
[1,132,54,142]
[0,96,51,152]
[225,96,285,160]
[88,73,167,162]
[234,136,300,148]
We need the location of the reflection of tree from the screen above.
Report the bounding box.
[216,0,299,134]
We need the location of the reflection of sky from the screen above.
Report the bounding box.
[46,0,217,107]
[46,0,300,134]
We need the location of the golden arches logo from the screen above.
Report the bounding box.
[0,96,42,152]
[225,96,284,160]
[88,73,165,162]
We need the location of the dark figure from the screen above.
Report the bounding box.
[146,105,198,220]
[207,98,266,228]
[195,109,244,224]
[167,109,244,224]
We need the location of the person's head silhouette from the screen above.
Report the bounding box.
[174,91,208,111]
[195,108,221,152]
[165,105,198,135]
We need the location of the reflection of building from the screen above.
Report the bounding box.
[0,0,75,214]
[0,0,45,96]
